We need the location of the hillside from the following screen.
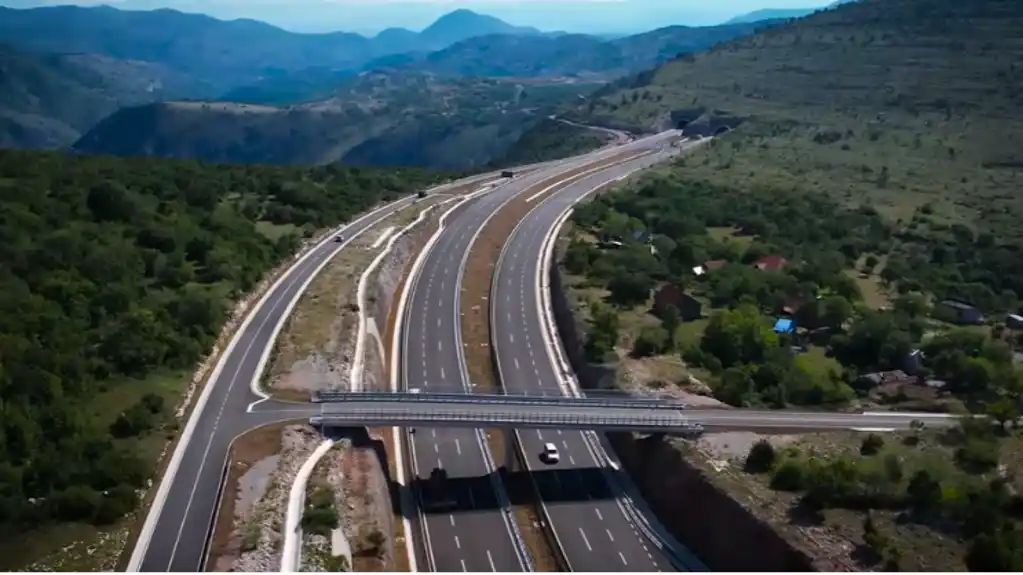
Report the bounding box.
[568,0,1023,237]
[0,6,544,94]
[723,7,818,24]
[417,8,542,48]
[0,149,449,569]
[72,72,601,169]
[0,43,203,148]
[362,22,775,80]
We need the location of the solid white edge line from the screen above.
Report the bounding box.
[280,439,336,573]
[127,192,418,571]
[486,144,667,573]
[351,196,464,391]
[531,141,716,571]
[129,168,510,571]
[392,184,503,572]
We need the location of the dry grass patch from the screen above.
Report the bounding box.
[266,197,448,401]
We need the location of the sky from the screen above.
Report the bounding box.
[0,0,831,34]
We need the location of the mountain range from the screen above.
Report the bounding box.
[0,6,549,95]
[0,3,779,159]
[723,0,857,24]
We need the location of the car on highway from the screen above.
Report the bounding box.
[540,442,560,464]
[334,235,344,243]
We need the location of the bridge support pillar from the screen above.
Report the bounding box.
[503,430,518,472]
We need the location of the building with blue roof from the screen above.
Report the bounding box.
[773,318,794,334]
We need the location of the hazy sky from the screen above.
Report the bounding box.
[0,0,831,34]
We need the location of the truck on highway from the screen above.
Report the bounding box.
[423,467,456,510]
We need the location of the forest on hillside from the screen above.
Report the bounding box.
[0,150,448,538]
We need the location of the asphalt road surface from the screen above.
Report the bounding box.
[401,134,681,572]
[492,147,694,572]
[131,174,500,572]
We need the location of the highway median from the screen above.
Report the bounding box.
[457,149,653,572]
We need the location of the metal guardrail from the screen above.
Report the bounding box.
[311,390,689,410]
[310,407,705,432]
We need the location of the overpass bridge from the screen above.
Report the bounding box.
[306,391,958,433]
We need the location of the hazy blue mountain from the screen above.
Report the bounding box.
[724,8,818,24]
[0,5,549,93]
[417,8,543,48]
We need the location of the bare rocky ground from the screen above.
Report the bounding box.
[212,194,464,573]
[207,424,323,572]
[267,196,449,399]
[302,435,395,572]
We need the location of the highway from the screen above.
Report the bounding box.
[127,172,511,572]
[399,138,678,572]
[492,142,690,571]
[127,126,955,574]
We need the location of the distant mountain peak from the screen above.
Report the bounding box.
[419,8,540,47]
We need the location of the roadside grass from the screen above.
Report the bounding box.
[746,429,1023,571]
[707,226,753,249]
[0,368,193,571]
[576,0,1023,239]
[256,221,299,241]
[265,198,445,400]
[845,254,891,309]
[795,346,843,382]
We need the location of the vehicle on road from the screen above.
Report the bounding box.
[424,467,455,510]
[540,442,560,464]
[678,423,705,439]
[334,235,344,243]
[501,170,515,178]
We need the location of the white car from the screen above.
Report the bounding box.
[541,442,560,464]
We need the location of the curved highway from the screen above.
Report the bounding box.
[128,171,521,572]
[400,139,678,571]
[492,147,689,572]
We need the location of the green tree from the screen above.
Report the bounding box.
[860,433,885,456]
[660,305,682,350]
[771,460,806,491]
[700,304,778,368]
[632,326,669,358]
[744,439,777,473]
[606,272,654,307]
[863,513,889,558]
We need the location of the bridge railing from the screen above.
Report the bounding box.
[311,390,689,410]
[310,407,705,432]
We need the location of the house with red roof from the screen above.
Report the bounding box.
[751,254,788,272]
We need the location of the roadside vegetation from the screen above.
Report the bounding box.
[736,419,1023,570]
[567,0,1023,239]
[0,149,448,569]
[565,174,1023,413]
[552,1,1023,568]
[492,117,609,168]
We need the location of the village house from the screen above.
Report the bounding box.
[855,369,916,390]
[652,284,703,321]
[934,300,984,325]
[752,254,788,272]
